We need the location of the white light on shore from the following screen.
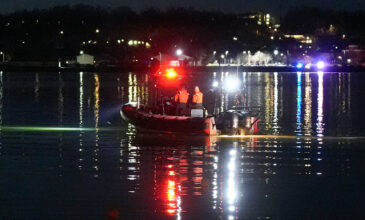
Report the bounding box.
[224,78,240,92]
[176,49,183,56]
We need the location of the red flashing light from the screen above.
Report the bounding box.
[167,209,176,214]
[168,203,176,208]
[168,171,175,176]
[168,180,175,187]
[167,164,173,169]
[166,68,177,78]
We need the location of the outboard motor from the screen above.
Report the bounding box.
[218,110,242,135]
[216,109,259,135]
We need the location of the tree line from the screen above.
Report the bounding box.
[0,5,363,62]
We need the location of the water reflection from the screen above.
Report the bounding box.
[316,71,324,175]
[94,73,100,129]
[225,144,238,220]
[316,71,324,137]
[334,73,352,135]
[128,72,137,102]
[94,74,100,178]
[165,164,181,217]
[303,73,312,136]
[0,71,364,219]
[296,72,302,135]
[264,74,273,132]
[0,122,364,219]
[126,139,140,191]
[79,72,84,127]
[272,72,279,134]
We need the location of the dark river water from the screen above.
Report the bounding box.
[0,71,364,219]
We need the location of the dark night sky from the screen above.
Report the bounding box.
[1,0,365,15]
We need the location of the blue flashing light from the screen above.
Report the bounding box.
[296,62,303,69]
[316,61,325,69]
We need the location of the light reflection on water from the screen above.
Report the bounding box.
[0,71,364,219]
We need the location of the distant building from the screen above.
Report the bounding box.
[283,35,313,44]
[343,45,365,66]
[238,12,275,26]
[76,54,94,65]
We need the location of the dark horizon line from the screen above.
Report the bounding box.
[1,3,364,17]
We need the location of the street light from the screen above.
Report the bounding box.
[220,54,225,65]
[176,49,183,56]
[273,50,279,55]
[0,51,4,62]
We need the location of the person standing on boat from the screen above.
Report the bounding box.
[174,85,189,115]
[192,86,203,109]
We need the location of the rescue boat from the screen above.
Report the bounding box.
[122,58,260,136]
[120,102,260,136]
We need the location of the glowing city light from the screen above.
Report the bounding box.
[176,49,183,56]
[224,77,240,92]
[316,61,325,69]
[212,81,219,87]
[296,62,303,69]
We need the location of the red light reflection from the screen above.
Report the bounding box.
[165,164,177,215]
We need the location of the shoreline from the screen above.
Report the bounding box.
[1,63,365,73]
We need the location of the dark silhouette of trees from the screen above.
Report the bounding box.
[282,7,365,41]
[0,5,364,62]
